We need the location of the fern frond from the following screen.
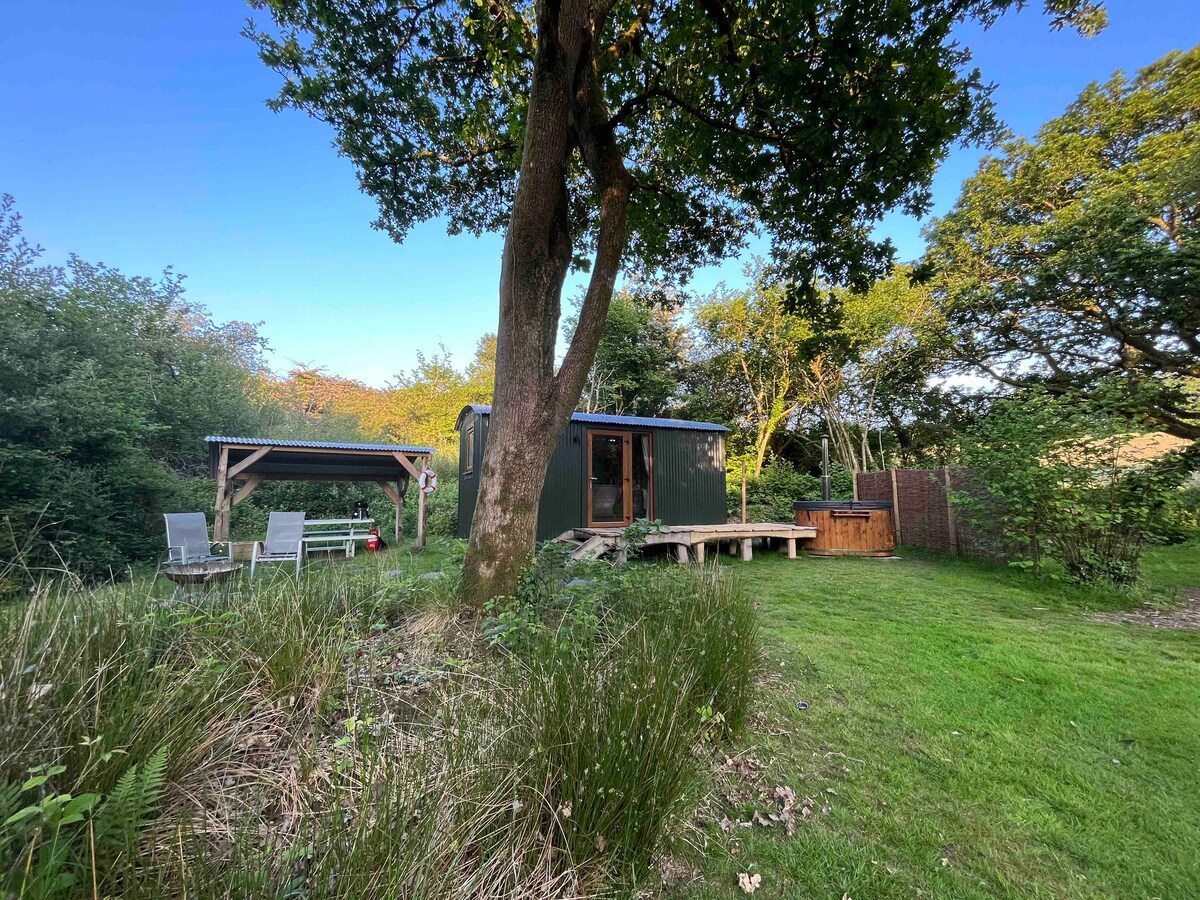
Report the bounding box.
[94,745,169,855]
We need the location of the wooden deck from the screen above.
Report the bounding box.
[554,522,818,563]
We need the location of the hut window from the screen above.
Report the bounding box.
[464,424,475,474]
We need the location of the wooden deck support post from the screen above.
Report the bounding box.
[694,541,706,564]
[675,543,689,564]
[213,446,231,541]
[786,537,797,559]
[740,538,753,561]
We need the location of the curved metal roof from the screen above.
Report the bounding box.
[204,436,436,454]
[455,404,729,433]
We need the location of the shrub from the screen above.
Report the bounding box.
[424,476,459,537]
[727,456,853,522]
[1148,478,1200,544]
[957,386,1194,585]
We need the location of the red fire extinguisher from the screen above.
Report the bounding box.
[366,527,382,553]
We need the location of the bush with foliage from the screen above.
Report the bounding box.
[0,197,270,583]
[957,386,1194,585]
[726,456,852,521]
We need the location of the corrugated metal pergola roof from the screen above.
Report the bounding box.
[204,436,436,454]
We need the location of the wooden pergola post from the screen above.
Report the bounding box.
[377,479,407,545]
[396,476,406,544]
[416,458,428,550]
[213,446,231,541]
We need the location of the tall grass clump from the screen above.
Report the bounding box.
[604,566,762,737]
[481,563,763,888]
[0,581,257,896]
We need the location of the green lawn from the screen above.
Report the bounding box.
[681,545,1200,899]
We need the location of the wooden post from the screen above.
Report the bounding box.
[213,446,231,541]
[378,480,405,545]
[740,538,753,561]
[694,542,706,564]
[889,468,903,546]
[675,543,689,564]
[786,537,797,559]
[741,462,748,524]
[397,476,411,543]
[944,465,958,556]
[395,477,404,544]
[416,459,427,550]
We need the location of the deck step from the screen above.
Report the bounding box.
[571,534,615,561]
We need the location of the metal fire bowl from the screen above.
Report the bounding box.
[162,560,244,585]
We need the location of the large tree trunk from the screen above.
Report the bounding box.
[459,0,633,606]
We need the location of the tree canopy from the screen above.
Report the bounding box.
[805,269,949,473]
[249,0,1104,287]
[570,286,685,417]
[926,47,1200,439]
[691,262,819,475]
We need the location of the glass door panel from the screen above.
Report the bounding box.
[631,433,652,519]
[589,432,628,526]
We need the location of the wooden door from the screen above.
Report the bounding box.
[587,430,632,527]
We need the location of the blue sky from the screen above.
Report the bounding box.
[3,1,1197,387]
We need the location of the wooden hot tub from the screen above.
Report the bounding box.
[793,501,895,557]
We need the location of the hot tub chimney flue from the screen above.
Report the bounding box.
[820,435,831,502]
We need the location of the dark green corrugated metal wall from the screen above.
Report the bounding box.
[535,419,587,539]
[651,429,727,525]
[458,410,726,541]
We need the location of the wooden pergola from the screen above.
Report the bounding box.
[204,436,435,546]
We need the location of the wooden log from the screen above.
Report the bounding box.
[740,538,753,561]
[675,543,689,564]
[694,541,706,564]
